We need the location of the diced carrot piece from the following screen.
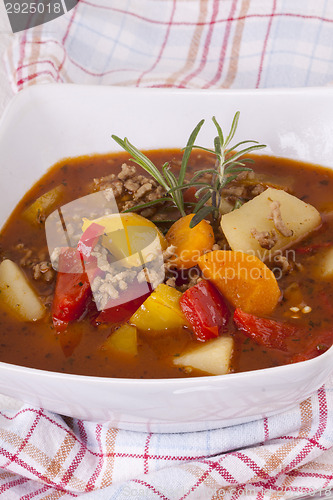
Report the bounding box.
[198,250,281,316]
[166,214,214,269]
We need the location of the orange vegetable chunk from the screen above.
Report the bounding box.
[198,250,280,316]
[166,214,214,269]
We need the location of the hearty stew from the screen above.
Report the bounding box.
[0,114,333,378]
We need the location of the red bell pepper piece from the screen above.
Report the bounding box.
[53,223,105,332]
[94,280,152,325]
[179,280,230,341]
[52,248,92,333]
[77,222,105,261]
[183,186,197,204]
[77,221,105,284]
[233,308,299,351]
[234,309,333,362]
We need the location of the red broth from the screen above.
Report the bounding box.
[0,150,332,378]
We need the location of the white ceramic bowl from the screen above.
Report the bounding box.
[0,85,333,432]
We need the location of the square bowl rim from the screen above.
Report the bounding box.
[0,83,333,386]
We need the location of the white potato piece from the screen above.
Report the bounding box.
[0,259,45,321]
[23,184,64,225]
[316,247,333,279]
[221,187,321,260]
[173,336,234,375]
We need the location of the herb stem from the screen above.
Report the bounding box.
[112,112,266,229]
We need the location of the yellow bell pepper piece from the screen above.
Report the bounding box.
[130,284,186,331]
[82,213,167,267]
[102,324,138,356]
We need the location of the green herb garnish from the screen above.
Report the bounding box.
[112,119,204,217]
[112,112,266,227]
[188,112,266,227]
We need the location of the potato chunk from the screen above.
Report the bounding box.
[23,185,64,225]
[316,247,333,279]
[173,336,234,375]
[0,259,45,321]
[221,187,321,260]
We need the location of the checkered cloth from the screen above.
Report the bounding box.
[4,0,333,90]
[1,382,333,499]
[2,0,333,498]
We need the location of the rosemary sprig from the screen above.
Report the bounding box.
[188,112,266,227]
[112,112,266,228]
[112,119,204,217]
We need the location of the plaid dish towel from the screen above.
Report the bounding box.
[4,0,333,90]
[0,379,333,499]
[2,0,333,498]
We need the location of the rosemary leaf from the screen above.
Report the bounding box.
[122,197,170,213]
[212,116,224,146]
[224,166,253,174]
[190,168,220,182]
[226,139,260,152]
[214,135,224,187]
[112,135,168,190]
[179,119,205,186]
[190,205,216,228]
[220,174,239,188]
[241,158,255,163]
[224,162,249,171]
[167,182,213,195]
[193,190,212,213]
[162,164,178,188]
[224,143,266,166]
[224,111,240,147]
[191,145,216,155]
[195,185,215,198]
[163,164,186,216]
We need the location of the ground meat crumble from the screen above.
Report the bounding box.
[32,261,55,283]
[15,243,55,284]
[251,228,278,250]
[269,254,294,276]
[93,163,166,218]
[89,242,176,310]
[270,200,293,237]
